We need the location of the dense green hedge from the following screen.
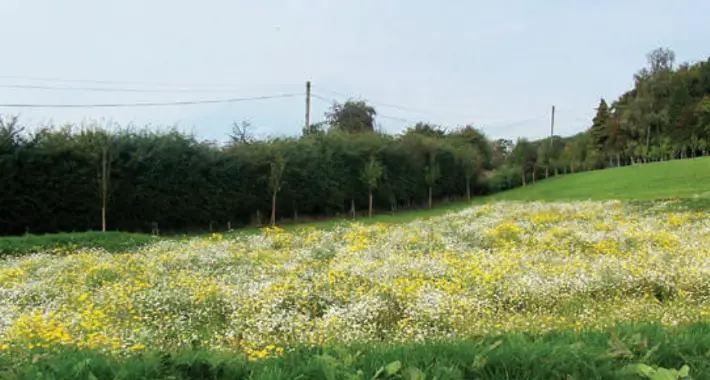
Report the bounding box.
[0,124,508,235]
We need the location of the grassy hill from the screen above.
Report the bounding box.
[491,157,710,202]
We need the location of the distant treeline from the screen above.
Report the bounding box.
[1,47,708,236]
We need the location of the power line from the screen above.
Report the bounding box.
[311,92,548,130]
[0,83,296,94]
[313,86,560,130]
[313,85,431,115]
[310,93,421,125]
[479,115,548,130]
[0,93,300,108]
[0,74,297,90]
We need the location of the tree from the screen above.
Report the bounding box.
[589,98,611,151]
[423,152,440,209]
[646,47,675,75]
[360,155,384,218]
[325,100,377,133]
[302,121,326,136]
[604,112,626,166]
[404,122,447,138]
[510,139,537,186]
[268,152,287,226]
[229,121,254,144]
[455,144,481,201]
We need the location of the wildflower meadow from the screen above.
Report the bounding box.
[2,200,710,372]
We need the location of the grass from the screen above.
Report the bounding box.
[0,231,155,258]
[491,157,710,202]
[1,323,706,379]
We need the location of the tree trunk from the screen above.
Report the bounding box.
[532,169,536,183]
[570,161,575,173]
[351,199,356,218]
[522,171,526,186]
[368,191,373,218]
[465,176,471,202]
[270,193,277,226]
[616,153,621,167]
[545,165,549,179]
[101,146,108,232]
[554,166,558,176]
[101,207,106,232]
[293,200,298,222]
[563,165,567,175]
[428,186,433,209]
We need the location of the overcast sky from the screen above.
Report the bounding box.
[1,0,709,143]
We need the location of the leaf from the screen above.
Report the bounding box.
[472,355,488,370]
[403,367,426,380]
[652,367,680,380]
[620,363,655,377]
[487,340,503,352]
[678,365,690,378]
[384,360,402,376]
[608,333,634,359]
[372,366,385,380]
[88,373,98,380]
[640,343,661,363]
[632,333,649,352]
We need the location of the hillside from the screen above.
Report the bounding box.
[490,157,710,203]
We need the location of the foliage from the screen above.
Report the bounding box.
[1,323,710,379]
[1,47,710,236]
[360,155,384,191]
[326,100,377,133]
[0,116,502,235]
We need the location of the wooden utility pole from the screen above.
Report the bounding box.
[550,105,555,145]
[305,81,311,132]
[546,105,555,178]
[101,146,108,232]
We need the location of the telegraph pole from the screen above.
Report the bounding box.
[547,105,555,178]
[305,81,311,133]
[550,105,555,145]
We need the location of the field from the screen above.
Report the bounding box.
[2,160,710,378]
[2,200,710,378]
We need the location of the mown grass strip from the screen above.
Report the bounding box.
[0,231,155,257]
[1,323,708,379]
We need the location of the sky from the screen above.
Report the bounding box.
[1,0,709,144]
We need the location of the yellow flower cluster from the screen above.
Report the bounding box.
[2,201,710,361]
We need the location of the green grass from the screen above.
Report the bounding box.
[0,231,155,258]
[2,323,707,379]
[491,157,710,202]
